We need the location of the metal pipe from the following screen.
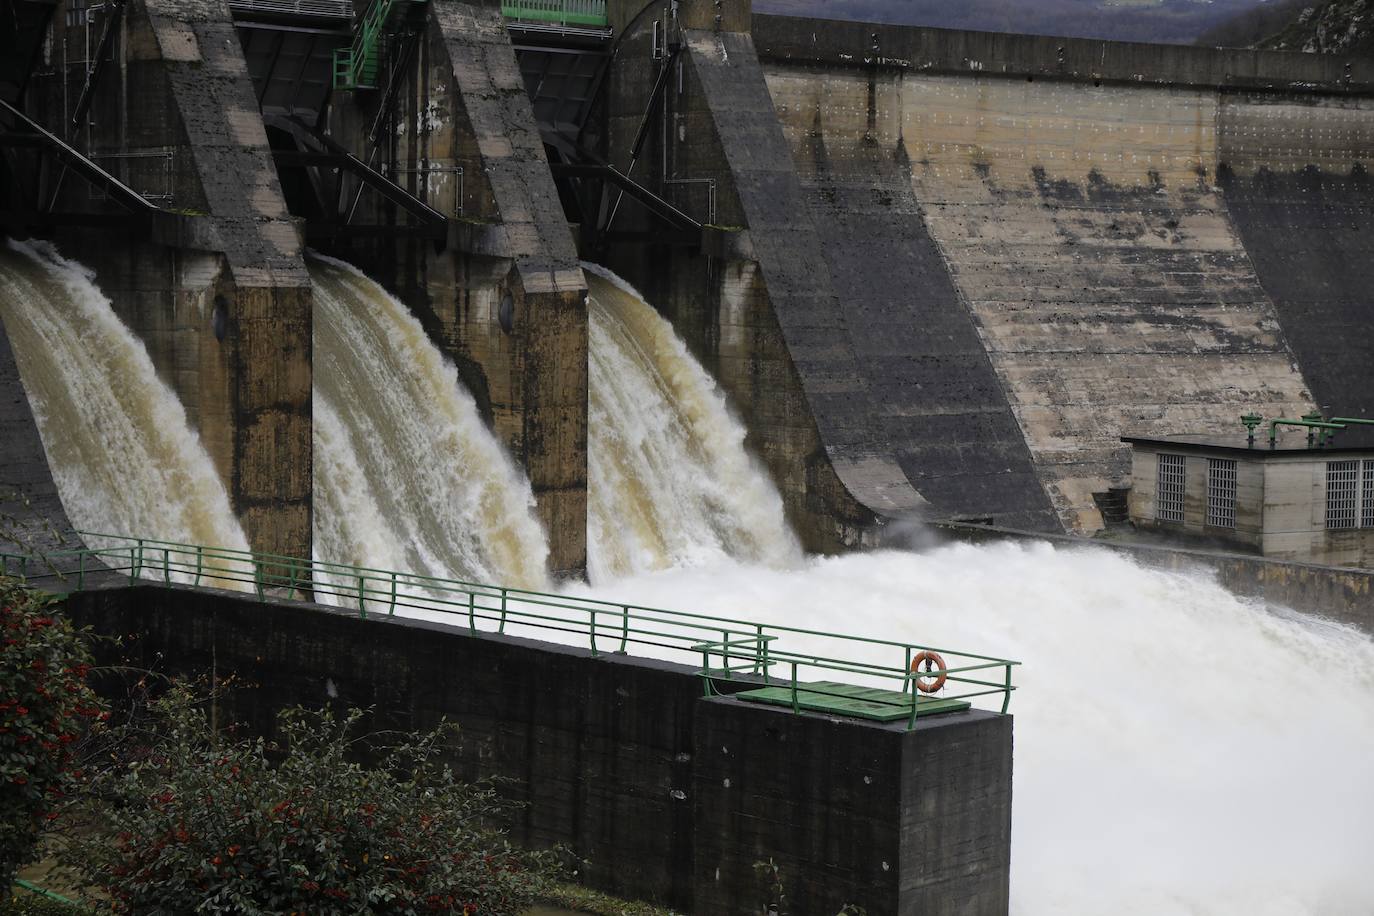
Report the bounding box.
[1268,418,1345,448]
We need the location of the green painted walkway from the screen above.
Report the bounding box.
[735,680,971,722]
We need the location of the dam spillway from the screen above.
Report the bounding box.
[0,241,250,563]
[5,0,1374,561]
[4,0,1374,912]
[585,264,800,581]
[310,255,550,591]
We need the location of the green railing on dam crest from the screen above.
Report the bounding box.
[2,533,1017,730]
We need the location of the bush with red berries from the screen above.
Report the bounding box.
[61,686,564,914]
[0,577,102,890]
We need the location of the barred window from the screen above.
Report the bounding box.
[1362,460,1374,529]
[1156,454,1186,523]
[67,0,88,26]
[1326,460,1359,530]
[1206,458,1236,529]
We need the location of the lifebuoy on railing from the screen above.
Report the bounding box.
[910,650,948,694]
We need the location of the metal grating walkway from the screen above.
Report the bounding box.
[735,681,971,723]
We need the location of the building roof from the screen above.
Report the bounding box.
[1123,428,1374,457]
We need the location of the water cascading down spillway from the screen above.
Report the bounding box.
[308,255,549,593]
[584,264,800,583]
[0,240,251,573]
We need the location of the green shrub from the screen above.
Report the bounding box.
[0,579,102,890]
[61,687,563,915]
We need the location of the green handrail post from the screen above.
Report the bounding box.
[752,624,764,675]
[908,678,919,730]
[194,544,204,586]
[499,588,508,634]
[700,647,712,697]
[619,604,629,652]
[255,560,265,601]
[77,550,85,590]
[790,661,800,714]
[589,606,598,657]
[162,547,170,584]
[356,573,366,618]
[133,538,144,582]
[388,570,397,615]
[721,629,731,679]
[903,645,913,695]
[760,630,771,684]
[1001,663,1013,714]
[467,590,476,635]
[286,556,297,594]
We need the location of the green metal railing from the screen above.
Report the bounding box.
[13,879,83,908]
[1,533,1018,730]
[501,0,607,27]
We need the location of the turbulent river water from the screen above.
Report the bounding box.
[574,540,1374,916]
[4,244,1370,913]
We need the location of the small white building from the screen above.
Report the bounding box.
[1124,433,1374,568]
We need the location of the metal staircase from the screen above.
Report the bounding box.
[332,0,427,90]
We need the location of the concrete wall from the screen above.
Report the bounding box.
[603,7,1374,544]
[1217,92,1374,420]
[24,0,312,559]
[763,61,1058,532]
[326,0,588,575]
[64,582,1015,915]
[754,50,1318,532]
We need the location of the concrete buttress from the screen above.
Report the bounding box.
[327,0,588,576]
[23,0,313,559]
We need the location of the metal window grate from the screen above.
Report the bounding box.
[1206,458,1236,529]
[1327,460,1359,530]
[1362,460,1374,529]
[1156,454,1186,522]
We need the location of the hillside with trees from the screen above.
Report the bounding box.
[1200,0,1374,53]
[756,0,1278,45]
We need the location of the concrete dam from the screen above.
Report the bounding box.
[4,0,1372,569]
[3,0,1374,913]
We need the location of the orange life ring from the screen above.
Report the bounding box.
[910,650,948,694]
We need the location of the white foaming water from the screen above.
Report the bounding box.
[0,240,250,571]
[564,540,1374,915]
[585,263,800,582]
[309,256,549,592]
